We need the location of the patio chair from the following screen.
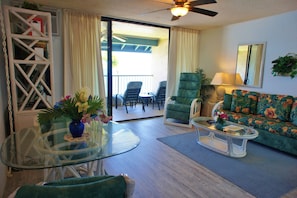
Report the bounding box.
[116,81,143,113]
[150,81,167,110]
[164,73,202,128]
[9,175,135,198]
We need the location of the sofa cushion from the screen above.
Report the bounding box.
[224,110,297,139]
[290,97,297,126]
[230,90,251,114]
[257,94,294,121]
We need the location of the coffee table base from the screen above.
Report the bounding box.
[197,132,248,158]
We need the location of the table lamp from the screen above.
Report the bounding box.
[235,73,244,85]
[211,72,233,100]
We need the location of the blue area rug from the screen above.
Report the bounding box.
[157,132,297,198]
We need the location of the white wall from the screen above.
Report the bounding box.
[199,10,297,96]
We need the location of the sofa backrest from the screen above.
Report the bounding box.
[223,89,295,122]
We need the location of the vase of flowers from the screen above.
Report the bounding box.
[214,111,228,131]
[38,87,105,137]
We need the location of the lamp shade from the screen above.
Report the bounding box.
[171,6,188,17]
[210,72,234,85]
[211,72,234,101]
[235,73,244,85]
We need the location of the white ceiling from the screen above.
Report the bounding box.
[24,0,297,30]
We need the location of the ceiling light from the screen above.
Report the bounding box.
[171,6,189,17]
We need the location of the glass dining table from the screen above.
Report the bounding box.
[0,120,140,181]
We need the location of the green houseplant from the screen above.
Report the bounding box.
[271,53,297,78]
[195,68,215,101]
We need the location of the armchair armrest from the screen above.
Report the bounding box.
[211,101,224,118]
[190,98,202,118]
[170,96,177,100]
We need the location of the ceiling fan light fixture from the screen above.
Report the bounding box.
[171,6,188,17]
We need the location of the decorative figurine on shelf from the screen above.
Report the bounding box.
[38,87,112,137]
[214,110,228,131]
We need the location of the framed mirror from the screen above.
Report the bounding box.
[235,43,266,87]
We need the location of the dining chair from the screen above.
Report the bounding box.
[8,175,135,198]
[164,73,202,128]
[151,81,167,110]
[115,81,143,113]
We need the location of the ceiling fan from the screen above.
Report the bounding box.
[154,0,218,21]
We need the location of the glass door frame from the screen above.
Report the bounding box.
[101,17,170,117]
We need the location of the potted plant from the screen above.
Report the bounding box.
[22,1,40,10]
[271,53,297,78]
[195,68,215,101]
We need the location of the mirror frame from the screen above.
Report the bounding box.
[235,42,266,88]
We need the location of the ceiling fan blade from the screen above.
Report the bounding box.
[189,0,217,7]
[190,7,218,17]
[171,15,180,21]
[142,8,170,15]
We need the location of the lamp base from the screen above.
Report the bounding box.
[216,86,225,101]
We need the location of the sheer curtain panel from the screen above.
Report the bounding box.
[167,27,200,96]
[63,10,105,99]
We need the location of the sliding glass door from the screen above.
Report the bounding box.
[101,18,169,120]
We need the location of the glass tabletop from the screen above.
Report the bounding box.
[0,121,140,169]
[191,117,258,139]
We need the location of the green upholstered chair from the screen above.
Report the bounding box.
[9,175,135,198]
[115,81,143,113]
[164,73,202,128]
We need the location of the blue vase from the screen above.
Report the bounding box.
[215,122,224,131]
[69,120,85,138]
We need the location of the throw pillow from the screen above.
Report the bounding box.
[223,93,232,110]
[230,89,253,114]
[230,95,251,114]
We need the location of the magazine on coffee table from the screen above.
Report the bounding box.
[223,125,244,132]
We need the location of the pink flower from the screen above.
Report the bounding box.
[219,113,228,120]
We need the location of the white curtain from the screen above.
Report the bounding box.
[167,27,200,96]
[63,9,105,100]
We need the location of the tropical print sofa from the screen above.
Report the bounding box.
[212,89,297,156]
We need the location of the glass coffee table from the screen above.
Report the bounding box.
[191,117,258,158]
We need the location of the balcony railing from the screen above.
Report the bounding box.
[104,75,154,95]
